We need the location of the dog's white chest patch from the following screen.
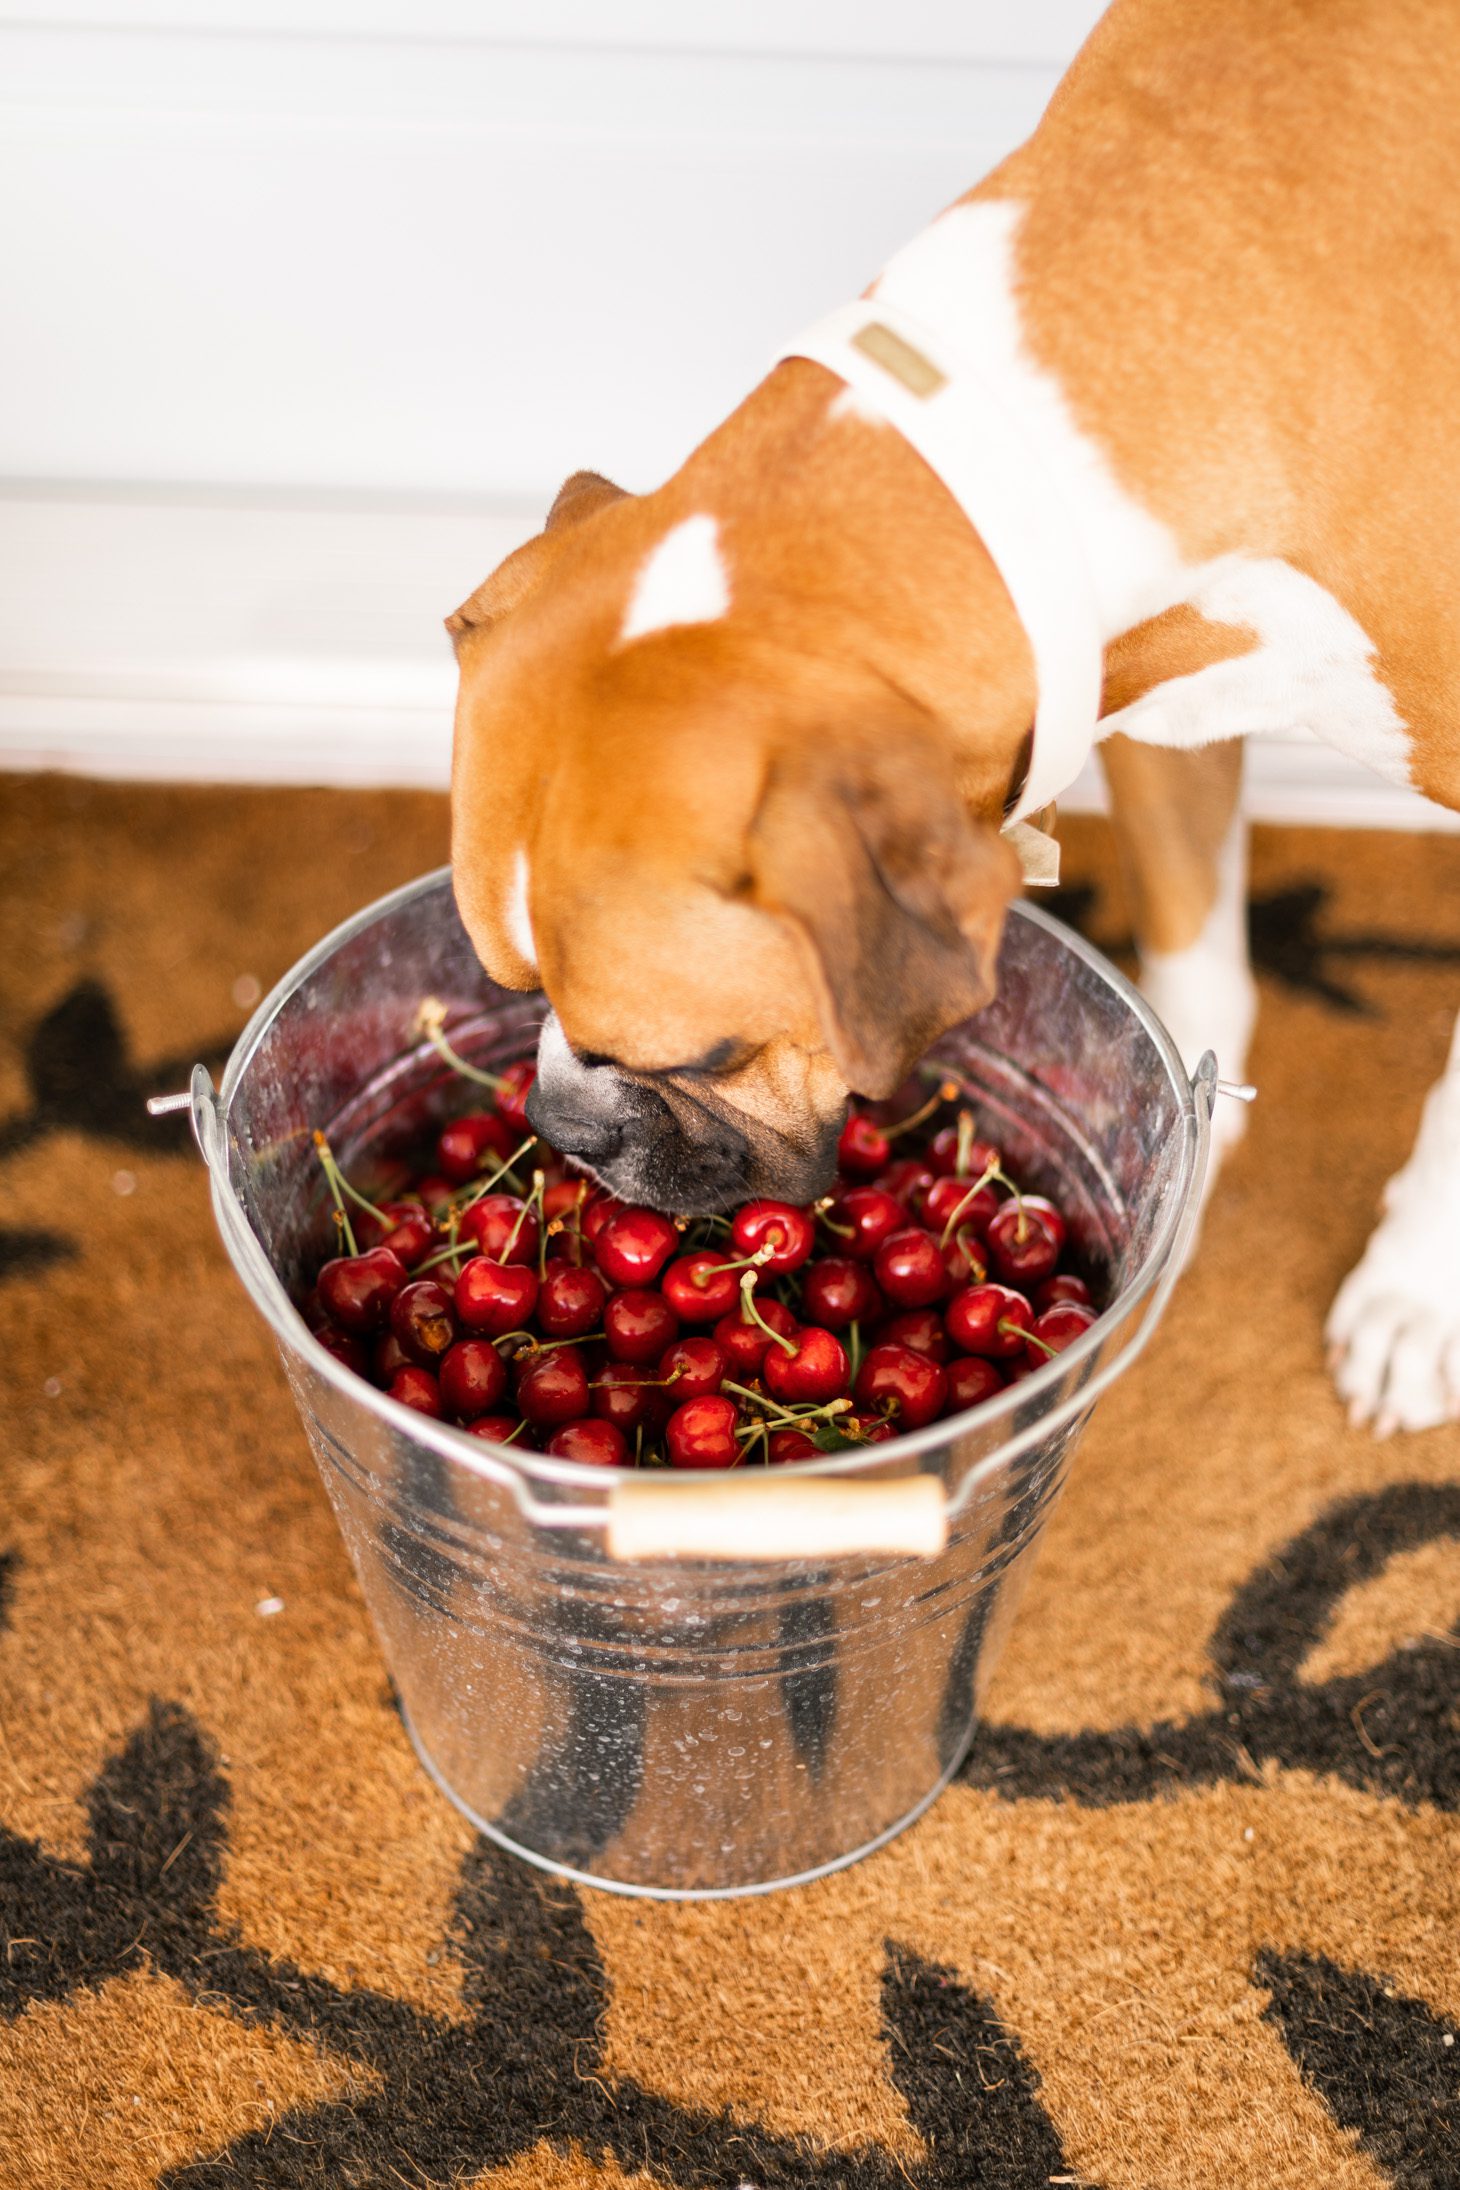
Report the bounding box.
[620,513,730,643]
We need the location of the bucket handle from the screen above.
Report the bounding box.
[167,1054,1226,1564]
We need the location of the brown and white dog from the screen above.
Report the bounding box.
[449,0,1460,1435]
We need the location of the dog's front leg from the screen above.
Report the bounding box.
[1328,1016,1460,1434]
[1099,736,1256,1176]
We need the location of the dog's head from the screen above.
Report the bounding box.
[448,468,1019,1213]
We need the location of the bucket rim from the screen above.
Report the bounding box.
[207,864,1206,1506]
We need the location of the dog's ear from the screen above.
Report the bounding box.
[748,725,1020,1099]
[446,471,630,645]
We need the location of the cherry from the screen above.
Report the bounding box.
[658,1336,726,1400]
[439,1337,509,1420]
[317,1247,408,1332]
[928,1124,1000,1179]
[838,1112,891,1176]
[454,1257,539,1337]
[536,1262,608,1338]
[768,1427,820,1462]
[853,1343,947,1430]
[459,1193,540,1266]
[389,1279,456,1365]
[494,1059,536,1135]
[878,1159,936,1210]
[436,1111,515,1184]
[712,1296,798,1376]
[1034,1272,1092,1311]
[730,1199,815,1275]
[945,1282,1035,1358]
[835,1187,905,1261]
[941,1228,989,1289]
[878,1308,951,1363]
[580,1191,619,1244]
[845,1413,896,1445]
[387,1365,443,1417]
[665,1394,741,1469]
[465,1414,520,1443]
[314,1325,369,1376]
[1026,1301,1097,1359]
[661,1251,745,1322]
[985,1203,1060,1286]
[873,1226,949,1309]
[800,1256,884,1330]
[946,1355,1006,1412]
[921,1173,998,1236]
[1018,1195,1068,1252]
[545,1417,628,1466]
[604,1287,679,1364]
[763,1325,848,1404]
[543,1178,591,1225]
[591,1361,665,1433]
[377,1206,434,1267]
[593,1204,680,1287]
[415,1173,457,1211]
[516,1347,590,1426]
[372,1331,413,1383]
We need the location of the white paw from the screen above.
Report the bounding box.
[1327,1214,1460,1435]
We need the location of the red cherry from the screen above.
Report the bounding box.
[872,1226,949,1310]
[1027,1302,1097,1360]
[389,1280,456,1365]
[454,1257,540,1337]
[799,1256,884,1330]
[763,1325,848,1405]
[591,1361,665,1433]
[465,1414,520,1443]
[604,1288,680,1364]
[378,1206,434,1268]
[543,1178,591,1225]
[920,1173,998,1236]
[768,1427,820,1463]
[1018,1195,1068,1252]
[711,1296,799,1376]
[945,1282,1035,1358]
[1034,1272,1092,1311]
[317,1247,408,1333]
[928,1125,1001,1178]
[658,1336,726,1401]
[660,1251,744,1322]
[439,1337,509,1420]
[536,1262,608,1338]
[837,1112,891,1176]
[665,1395,741,1469]
[516,1347,590,1426]
[372,1331,413,1384]
[877,1308,951,1363]
[415,1173,456,1211]
[941,1228,989,1289]
[545,1417,628,1466]
[494,1059,536,1135]
[878,1159,935,1210]
[436,1111,515,1185]
[730,1199,815,1276]
[580,1191,619,1244]
[853,1343,947,1430]
[459,1194,539,1266]
[985,1203,1060,1286]
[593,1205,680,1286]
[387,1365,443,1417]
[836,1187,905,1261]
[946,1355,1006,1411]
[314,1325,369,1376]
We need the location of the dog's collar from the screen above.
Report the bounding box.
[774,294,1105,827]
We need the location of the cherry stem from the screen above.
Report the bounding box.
[813,1197,855,1242]
[884,1079,960,1143]
[416,997,508,1092]
[722,1380,852,1428]
[706,1245,774,1281]
[998,1317,1046,1352]
[455,1136,539,1216]
[503,1170,545,1266]
[312,1132,393,1241]
[738,1268,797,1355]
[847,1318,864,1384]
[1019,1325,1059,1358]
[314,1137,359,1257]
[937,1161,1023,1248]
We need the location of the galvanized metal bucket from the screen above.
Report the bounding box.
[184,868,1213,1898]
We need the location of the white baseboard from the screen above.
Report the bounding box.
[1,484,1454,828]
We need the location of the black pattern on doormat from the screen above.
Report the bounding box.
[0,1702,1098,2190]
[962,1480,1460,1809]
[1256,1949,1459,2189]
[1045,875,1460,1016]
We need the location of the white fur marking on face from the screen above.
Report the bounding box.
[827,384,888,426]
[1328,1011,1460,1432]
[504,847,535,966]
[619,513,730,644]
[869,199,1413,790]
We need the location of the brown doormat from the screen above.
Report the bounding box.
[2,772,1457,2190]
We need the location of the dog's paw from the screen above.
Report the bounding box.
[1327,1212,1460,1435]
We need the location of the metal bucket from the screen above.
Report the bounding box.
[185,867,1212,1898]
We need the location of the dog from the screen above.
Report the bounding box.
[448,0,1460,1435]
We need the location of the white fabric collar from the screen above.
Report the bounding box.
[774,293,1105,824]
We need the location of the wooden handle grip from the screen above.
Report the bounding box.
[605,1474,948,1564]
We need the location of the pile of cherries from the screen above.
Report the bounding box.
[301,1029,1100,1470]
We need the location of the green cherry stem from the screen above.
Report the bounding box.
[415,997,509,1092]
[455,1136,539,1216]
[738,1268,797,1356]
[313,1136,360,1257]
[883,1078,960,1143]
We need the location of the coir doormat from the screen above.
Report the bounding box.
[1,772,1457,2189]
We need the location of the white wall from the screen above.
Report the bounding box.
[0,3,1446,822]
